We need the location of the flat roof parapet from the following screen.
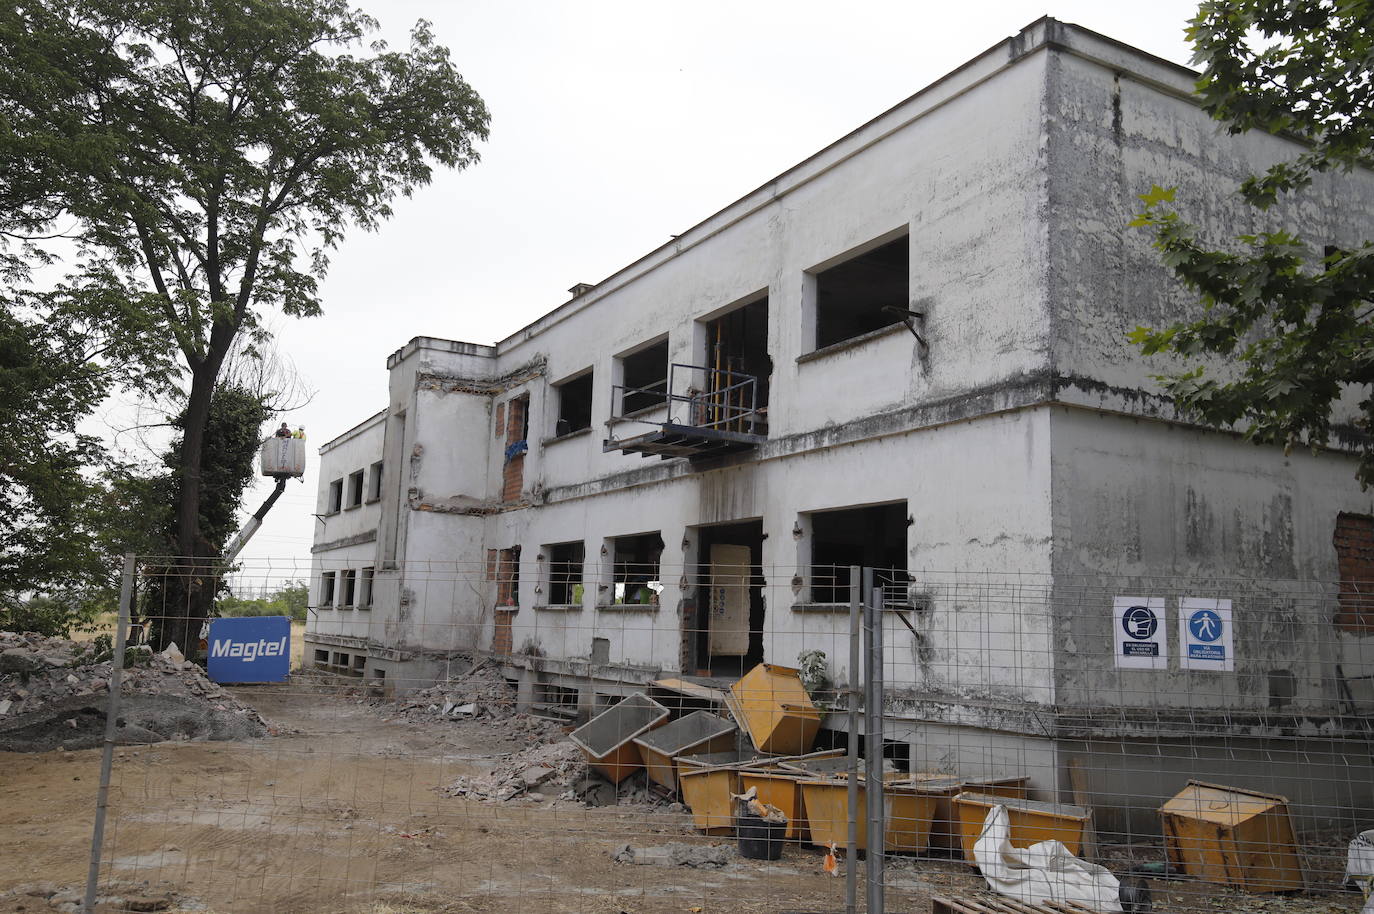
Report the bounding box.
[387,335,498,370]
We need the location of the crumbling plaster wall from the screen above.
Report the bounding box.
[1041,40,1374,716]
[1050,409,1374,715]
[1044,46,1374,418]
[379,339,499,652]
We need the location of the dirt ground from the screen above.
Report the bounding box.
[0,679,1366,914]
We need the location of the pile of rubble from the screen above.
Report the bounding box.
[443,737,589,802]
[371,658,524,723]
[442,738,681,811]
[0,631,270,752]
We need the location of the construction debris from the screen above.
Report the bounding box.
[443,738,588,802]
[0,631,270,752]
[611,842,732,867]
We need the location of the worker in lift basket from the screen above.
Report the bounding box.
[274,422,292,438]
[293,426,306,440]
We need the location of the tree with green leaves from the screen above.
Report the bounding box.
[1132,0,1374,485]
[0,0,489,652]
[0,275,170,627]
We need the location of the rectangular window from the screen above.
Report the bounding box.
[320,571,336,607]
[359,567,375,608]
[619,339,669,414]
[547,541,585,605]
[347,470,365,508]
[497,546,521,607]
[553,370,594,436]
[314,649,329,667]
[340,569,357,607]
[1336,512,1374,633]
[612,533,664,604]
[327,479,343,514]
[813,234,909,350]
[808,501,908,603]
[367,461,383,502]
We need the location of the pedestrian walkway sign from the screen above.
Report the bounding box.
[1179,598,1233,671]
[1113,596,1167,670]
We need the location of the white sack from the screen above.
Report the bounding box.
[973,804,1122,914]
[1347,829,1374,882]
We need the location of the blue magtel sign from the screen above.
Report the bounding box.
[207,616,291,683]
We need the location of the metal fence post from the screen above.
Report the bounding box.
[864,568,885,914]
[846,565,861,914]
[83,553,135,914]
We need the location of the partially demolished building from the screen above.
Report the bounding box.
[306,18,1374,826]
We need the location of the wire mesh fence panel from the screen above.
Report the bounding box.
[4,558,1373,913]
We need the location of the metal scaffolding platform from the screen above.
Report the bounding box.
[603,363,766,461]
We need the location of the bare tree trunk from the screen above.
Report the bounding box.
[153,337,231,659]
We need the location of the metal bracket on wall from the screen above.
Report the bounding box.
[882,305,927,348]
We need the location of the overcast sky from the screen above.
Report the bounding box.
[229,0,1203,586]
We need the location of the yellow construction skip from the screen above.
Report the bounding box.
[1160,780,1306,893]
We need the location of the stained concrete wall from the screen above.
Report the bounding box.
[1037,26,1374,724]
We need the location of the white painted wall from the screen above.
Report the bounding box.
[305,21,1374,730]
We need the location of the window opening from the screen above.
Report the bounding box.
[327,479,343,514]
[548,541,585,605]
[347,470,365,507]
[814,235,909,349]
[368,461,383,501]
[809,502,908,603]
[554,371,594,436]
[612,533,664,604]
[320,571,336,606]
[351,655,367,677]
[359,567,374,608]
[314,649,329,666]
[702,296,770,434]
[339,569,357,607]
[620,340,669,414]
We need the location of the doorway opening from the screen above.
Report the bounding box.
[702,296,770,435]
[690,520,764,678]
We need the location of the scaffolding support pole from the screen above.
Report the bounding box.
[846,565,861,914]
[864,568,886,913]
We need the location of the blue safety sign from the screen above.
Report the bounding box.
[1122,606,1158,640]
[1113,597,1167,669]
[1189,609,1223,643]
[1179,599,1233,670]
[207,616,291,683]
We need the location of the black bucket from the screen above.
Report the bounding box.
[737,814,786,860]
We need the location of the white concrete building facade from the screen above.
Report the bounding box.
[306,19,1374,828]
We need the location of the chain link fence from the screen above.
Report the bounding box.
[6,556,1369,913]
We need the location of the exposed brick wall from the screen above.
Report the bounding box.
[506,396,526,445]
[501,394,528,502]
[502,455,524,502]
[1335,512,1374,633]
[494,402,505,439]
[493,609,516,654]
[496,546,520,607]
